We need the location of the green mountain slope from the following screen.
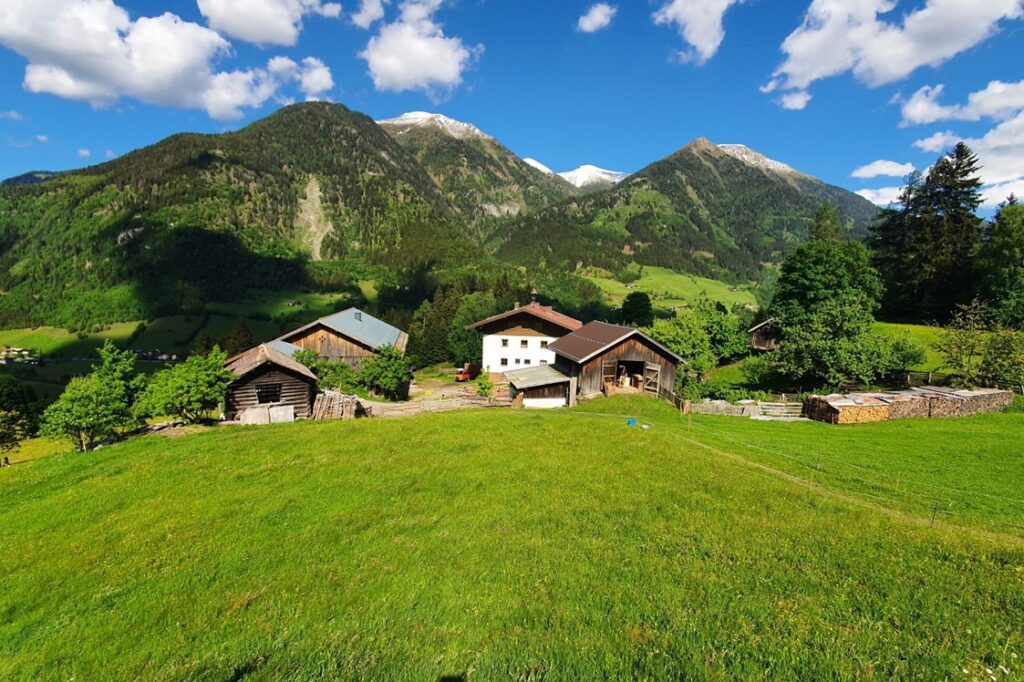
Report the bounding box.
[0,103,468,328]
[377,116,578,236]
[495,138,879,280]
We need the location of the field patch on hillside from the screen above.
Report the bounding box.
[586,266,756,313]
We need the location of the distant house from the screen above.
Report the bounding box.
[748,318,780,351]
[549,321,681,404]
[225,343,319,422]
[276,308,408,368]
[467,301,582,379]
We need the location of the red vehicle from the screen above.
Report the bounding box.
[455,364,480,382]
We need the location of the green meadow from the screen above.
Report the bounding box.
[585,266,757,312]
[2,397,1022,680]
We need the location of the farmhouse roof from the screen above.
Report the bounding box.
[504,364,571,390]
[548,321,683,364]
[226,343,318,382]
[747,318,778,334]
[280,308,408,352]
[466,301,583,333]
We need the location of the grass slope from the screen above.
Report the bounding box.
[586,266,757,313]
[875,322,947,372]
[2,398,1022,679]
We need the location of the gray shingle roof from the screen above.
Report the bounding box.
[278,308,408,352]
[504,364,571,389]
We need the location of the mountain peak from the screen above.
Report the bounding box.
[717,143,802,176]
[558,164,629,190]
[523,158,554,175]
[376,112,492,141]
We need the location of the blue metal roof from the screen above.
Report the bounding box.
[267,340,302,357]
[319,308,404,350]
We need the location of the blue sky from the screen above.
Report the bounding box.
[1,0,1023,207]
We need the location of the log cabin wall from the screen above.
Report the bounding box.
[477,313,575,338]
[571,337,678,397]
[226,366,317,420]
[515,383,569,400]
[282,324,377,367]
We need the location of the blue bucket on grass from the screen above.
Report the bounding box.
[627,418,637,427]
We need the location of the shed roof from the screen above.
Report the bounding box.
[548,321,683,364]
[504,364,571,389]
[747,318,778,334]
[467,301,583,333]
[280,308,407,352]
[226,344,318,383]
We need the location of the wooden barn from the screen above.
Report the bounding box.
[225,343,319,422]
[549,321,681,404]
[748,318,780,351]
[276,308,408,367]
[505,364,573,409]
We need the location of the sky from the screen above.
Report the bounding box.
[1,0,1023,209]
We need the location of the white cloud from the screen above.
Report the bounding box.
[653,0,743,64]
[265,55,335,100]
[779,90,811,110]
[578,4,617,33]
[105,149,116,159]
[352,0,387,29]
[360,0,482,97]
[900,80,1024,126]
[197,0,342,46]
[77,148,91,158]
[34,134,48,143]
[0,110,24,121]
[0,0,334,120]
[768,0,1024,109]
[983,178,1024,207]
[851,160,915,178]
[913,130,962,152]
[856,186,904,206]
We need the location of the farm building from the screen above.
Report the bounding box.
[505,364,573,409]
[804,387,1015,425]
[549,321,681,403]
[467,301,582,379]
[276,308,407,367]
[225,343,319,422]
[747,318,780,351]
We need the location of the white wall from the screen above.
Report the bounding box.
[482,334,558,375]
[524,397,566,409]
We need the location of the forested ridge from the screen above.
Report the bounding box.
[0,103,878,329]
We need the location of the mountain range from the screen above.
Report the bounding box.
[0,102,878,328]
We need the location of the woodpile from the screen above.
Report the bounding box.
[311,391,371,421]
[806,387,1015,425]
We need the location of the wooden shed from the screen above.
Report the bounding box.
[504,364,573,409]
[225,344,319,422]
[747,318,780,351]
[277,308,408,368]
[548,321,681,403]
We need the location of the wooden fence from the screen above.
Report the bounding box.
[657,386,805,419]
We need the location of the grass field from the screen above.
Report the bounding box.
[585,266,757,313]
[875,322,947,372]
[2,397,1022,679]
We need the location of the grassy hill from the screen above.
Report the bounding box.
[584,266,757,313]
[2,397,1022,679]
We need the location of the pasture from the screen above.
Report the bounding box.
[2,397,1022,680]
[585,266,757,312]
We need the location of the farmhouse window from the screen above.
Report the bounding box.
[256,383,283,404]
[524,359,531,365]
[540,340,548,349]
[515,359,521,365]
[520,340,529,349]
[500,358,508,367]
[540,360,547,365]
[501,339,509,348]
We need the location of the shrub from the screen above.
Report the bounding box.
[359,346,413,400]
[476,373,493,398]
[293,349,360,393]
[137,348,232,423]
[42,374,132,452]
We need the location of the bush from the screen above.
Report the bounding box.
[42,374,131,452]
[741,355,775,386]
[359,346,413,400]
[293,349,360,393]
[476,373,493,398]
[137,348,232,423]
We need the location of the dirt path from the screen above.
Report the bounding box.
[297,176,333,261]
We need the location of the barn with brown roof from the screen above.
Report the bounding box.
[549,321,682,404]
[225,343,319,422]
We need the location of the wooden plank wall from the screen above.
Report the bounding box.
[575,338,678,396]
[283,325,376,367]
[227,366,315,420]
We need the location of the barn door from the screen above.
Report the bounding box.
[602,361,617,387]
[644,363,661,395]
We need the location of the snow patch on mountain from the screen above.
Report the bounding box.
[558,164,628,189]
[717,144,801,176]
[523,158,554,175]
[377,112,492,141]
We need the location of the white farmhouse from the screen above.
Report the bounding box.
[466,301,583,380]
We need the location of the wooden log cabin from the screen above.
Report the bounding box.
[225,344,320,421]
[549,321,682,404]
[276,308,408,368]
